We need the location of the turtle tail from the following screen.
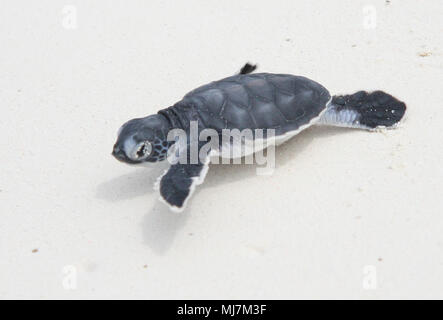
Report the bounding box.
[319,90,406,130]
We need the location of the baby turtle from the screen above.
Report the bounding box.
[112,64,406,211]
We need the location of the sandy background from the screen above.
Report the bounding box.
[1,0,442,299]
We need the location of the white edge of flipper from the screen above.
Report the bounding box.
[157,152,213,213]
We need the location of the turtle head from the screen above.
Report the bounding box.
[112,114,172,164]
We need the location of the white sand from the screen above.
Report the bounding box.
[1,0,442,299]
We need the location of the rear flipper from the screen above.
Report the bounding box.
[319,91,406,130]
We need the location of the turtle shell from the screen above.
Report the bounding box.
[180,73,331,136]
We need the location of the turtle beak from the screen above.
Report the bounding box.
[112,143,140,164]
[112,144,126,161]
[112,143,120,156]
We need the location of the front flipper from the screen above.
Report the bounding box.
[239,63,257,75]
[159,161,209,212]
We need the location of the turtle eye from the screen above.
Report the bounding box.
[134,142,152,160]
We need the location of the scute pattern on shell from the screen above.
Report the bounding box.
[181,73,331,136]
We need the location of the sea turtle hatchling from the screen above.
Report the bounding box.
[112,64,406,211]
